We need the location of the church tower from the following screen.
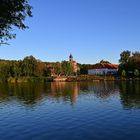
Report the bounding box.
[69,54,73,62]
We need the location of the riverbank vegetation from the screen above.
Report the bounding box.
[0,56,51,83]
[0,50,139,83]
[0,56,78,83]
[118,51,140,78]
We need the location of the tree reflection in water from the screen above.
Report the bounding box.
[50,82,80,104]
[0,81,139,109]
[119,81,140,109]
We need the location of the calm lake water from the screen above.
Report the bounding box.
[0,81,140,140]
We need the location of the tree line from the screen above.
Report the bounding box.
[0,50,139,82]
[0,56,78,82]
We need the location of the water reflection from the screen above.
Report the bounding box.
[119,81,140,109]
[50,82,80,104]
[87,81,119,99]
[0,81,139,109]
[0,83,50,107]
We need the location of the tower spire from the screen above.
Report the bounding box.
[69,54,73,62]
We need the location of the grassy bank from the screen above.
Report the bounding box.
[6,77,53,83]
[66,75,140,82]
[66,75,116,82]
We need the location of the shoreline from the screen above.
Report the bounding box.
[0,75,139,83]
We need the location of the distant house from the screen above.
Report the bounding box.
[88,63,118,75]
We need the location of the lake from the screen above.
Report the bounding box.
[0,81,140,140]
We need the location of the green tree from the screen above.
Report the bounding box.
[119,50,131,64]
[80,64,91,75]
[0,63,10,82]
[61,61,73,76]
[34,61,46,77]
[119,50,131,77]
[0,0,32,44]
[22,56,37,76]
[122,70,126,77]
[132,52,140,71]
[52,62,62,76]
[134,69,139,77]
[10,61,22,77]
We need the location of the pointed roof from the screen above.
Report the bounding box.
[69,54,73,58]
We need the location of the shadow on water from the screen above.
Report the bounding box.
[0,81,139,109]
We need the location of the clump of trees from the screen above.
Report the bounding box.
[0,56,47,82]
[79,64,92,75]
[0,56,79,82]
[61,61,73,76]
[48,61,78,76]
[119,50,140,78]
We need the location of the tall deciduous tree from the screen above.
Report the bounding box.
[119,51,140,77]
[0,0,32,44]
[22,56,37,76]
[119,50,131,64]
[61,61,73,76]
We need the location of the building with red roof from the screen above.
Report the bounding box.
[88,63,119,75]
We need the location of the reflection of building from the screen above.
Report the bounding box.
[88,63,118,75]
[51,82,80,103]
[69,54,80,75]
[87,82,119,99]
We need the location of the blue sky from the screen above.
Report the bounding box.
[0,0,140,64]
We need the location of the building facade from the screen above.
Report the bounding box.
[88,63,118,75]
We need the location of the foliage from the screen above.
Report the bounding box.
[119,50,131,64]
[134,69,140,77]
[121,70,126,77]
[0,62,10,82]
[80,64,91,75]
[0,0,32,44]
[119,51,140,77]
[53,62,62,76]
[22,56,37,76]
[0,56,47,82]
[100,60,111,64]
[0,56,79,82]
[61,61,73,76]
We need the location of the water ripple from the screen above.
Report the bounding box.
[0,82,140,140]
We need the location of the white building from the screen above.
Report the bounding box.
[88,63,118,75]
